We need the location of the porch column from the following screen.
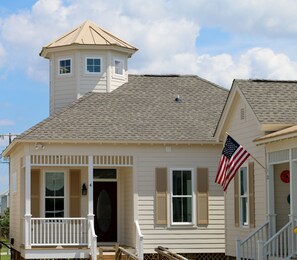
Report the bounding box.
[289,152,297,254]
[24,155,31,249]
[88,156,94,219]
[267,164,276,237]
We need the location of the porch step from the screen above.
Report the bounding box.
[97,245,136,260]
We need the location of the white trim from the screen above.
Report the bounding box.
[169,168,194,226]
[85,56,102,74]
[58,57,72,75]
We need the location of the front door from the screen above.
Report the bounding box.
[93,182,117,242]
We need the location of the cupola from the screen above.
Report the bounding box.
[40,20,138,115]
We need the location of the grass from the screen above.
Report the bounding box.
[0,255,10,260]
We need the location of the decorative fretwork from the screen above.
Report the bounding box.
[93,155,133,166]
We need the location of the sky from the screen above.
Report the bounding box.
[1,0,297,192]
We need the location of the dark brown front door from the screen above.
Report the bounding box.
[93,182,117,242]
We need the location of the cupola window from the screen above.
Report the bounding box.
[86,57,101,73]
[114,59,124,75]
[59,58,71,75]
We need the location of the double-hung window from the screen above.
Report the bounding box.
[86,57,101,73]
[45,172,65,218]
[239,166,249,226]
[59,59,71,75]
[171,169,193,224]
[114,59,124,75]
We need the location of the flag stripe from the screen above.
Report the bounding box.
[215,135,250,191]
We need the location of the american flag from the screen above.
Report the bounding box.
[215,135,250,191]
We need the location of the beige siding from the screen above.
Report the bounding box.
[222,94,266,257]
[9,145,25,252]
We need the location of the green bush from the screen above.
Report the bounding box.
[0,208,9,239]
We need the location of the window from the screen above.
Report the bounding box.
[171,169,193,224]
[45,172,64,218]
[59,59,71,74]
[239,166,249,226]
[114,59,124,75]
[86,58,101,73]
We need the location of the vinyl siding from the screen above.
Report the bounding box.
[9,145,25,252]
[223,93,266,257]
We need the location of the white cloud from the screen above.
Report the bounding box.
[0,120,14,126]
[1,0,297,88]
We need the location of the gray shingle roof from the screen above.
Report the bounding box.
[18,75,228,143]
[235,79,297,124]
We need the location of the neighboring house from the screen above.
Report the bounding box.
[0,190,9,216]
[2,21,228,260]
[215,79,297,259]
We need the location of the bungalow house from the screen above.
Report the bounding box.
[215,79,297,259]
[2,21,228,260]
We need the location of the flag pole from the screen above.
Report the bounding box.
[225,132,267,170]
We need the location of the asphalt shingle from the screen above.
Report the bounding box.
[18,75,228,143]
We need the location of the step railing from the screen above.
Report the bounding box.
[236,221,269,259]
[258,220,293,260]
[31,217,88,246]
[116,246,141,260]
[155,246,188,260]
[135,220,144,260]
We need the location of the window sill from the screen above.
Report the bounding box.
[167,225,197,230]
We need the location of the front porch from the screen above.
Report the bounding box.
[18,153,143,260]
[236,148,297,259]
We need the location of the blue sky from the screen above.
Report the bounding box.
[1,0,297,193]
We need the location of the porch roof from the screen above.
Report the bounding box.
[14,75,228,144]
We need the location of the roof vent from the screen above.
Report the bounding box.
[175,95,182,103]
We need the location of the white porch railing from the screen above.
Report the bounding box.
[236,221,269,260]
[135,220,144,260]
[258,220,293,260]
[31,218,88,246]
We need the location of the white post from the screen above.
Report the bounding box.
[87,155,94,248]
[290,151,297,255]
[236,237,241,260]
[267,164,276,237]
[24,155,31,249]
[257,240,265,260]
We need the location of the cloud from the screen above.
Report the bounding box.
[0,120,14,126]
[1,0,297,88]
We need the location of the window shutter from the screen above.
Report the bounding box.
[69,169,81,217]
[155,168,167,225]
[197,168,209,225]
[249,162,255,228]
[234,173,239,227]
[31,169,40,217]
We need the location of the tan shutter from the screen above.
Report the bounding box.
[31,169,40,217]
[69,169,81,217]
[234,173,239,227]
[249,162,255,228]
[155,168,167,225]
[197,168,209,225]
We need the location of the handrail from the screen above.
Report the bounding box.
[259,220,293,260]
[88,220,97,260]
[116,246,141,260]
[135,220,144,260]
[236,221,269,260]
[155,246,188,260]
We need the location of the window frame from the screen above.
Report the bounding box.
[239,165,249,227]
[113,58,124,76]
[43,170,68,218]
[170,168,194,226]
[58,58,72,75]
[85,57,102,74]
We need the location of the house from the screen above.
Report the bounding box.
[0,189,9,216]
[2,21,228,260]
[215,79,297,259]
